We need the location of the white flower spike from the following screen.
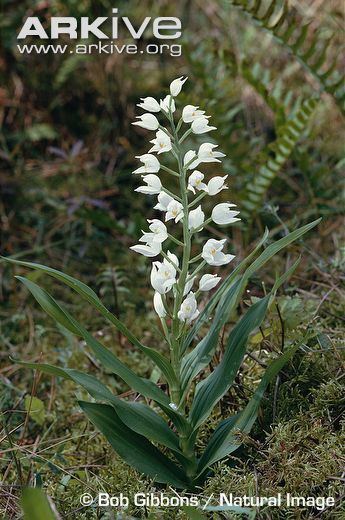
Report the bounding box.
[202,239,235,266]
[212,203,240,225]
[149,129,172,154]
[191,116,217,135]
[199,274,221,291]
[170,76,188,97]
[133,154,160,175]
[133,113,159,131]
[135,174,162,195]
[137,97,161,113]
[178,292,199,323]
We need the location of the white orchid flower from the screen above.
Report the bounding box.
[191,116,216,134]
[211,203,240,225]
[149,129,172,154]
[165,199,184,223]
[188,205,205,231]
[202,239,235,266]
[188,171,207,194]
[132,113,160,131]
[197,143,226,163]
[139,219,168,245]
[153,292,166,318]
[178,292,199,323]
[160,95,176,113]
[151,258,177,294]
[135,174,162,195]
[137,97,161,113]
[130,241,161,258]
[182,105,205,123]
[199,274,221,291]
[206,175,228,195]
[154,192,173,212]
[183,150,200,170]
[133,154,160,174]
[170,76,188,97]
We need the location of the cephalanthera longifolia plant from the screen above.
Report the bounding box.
[3,77,320,489]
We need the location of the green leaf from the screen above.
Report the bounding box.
[79,401,189,488]
[24,396,45,426]
[1,257,176,387]
[190,296,270,430]
[182,228,269,353]
[15,276,170,407]
[13,359,181,452]
[198,343,299,473]
[21,488,58,520]
[180,277,243,400]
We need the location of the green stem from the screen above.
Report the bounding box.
[161,165,180,178]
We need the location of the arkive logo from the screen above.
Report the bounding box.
[17,8,182,40]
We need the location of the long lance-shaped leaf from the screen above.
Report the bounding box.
[21,488,58,520]
[182,229,269,353]
[197,343,299,473]
[181,242,304,397]
[15,276,189,433]
[12,359,182,453]
[1,257,176,387]
[190,296,270,430]
[79,401,189,488]
[180,277,243,401]
[15,276,169,406]
[182,218,319,356]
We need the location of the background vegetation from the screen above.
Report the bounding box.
[0,0,344,518]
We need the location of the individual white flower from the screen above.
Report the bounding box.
[135,174,161,195]
[160,95,176,113]
[191,116,216,135]
[154,192,173,212]
[153,292,166,318]
[151,256,177,294]
[178,292,199,323]
[199,274,221,291]
[165,200,184,223]
[183,150,200,170]
[130,241,161,258]
[133,154,160,174]
[197,143,226,163]
[132,113,159,131]
[149,129,172,154]
[137,97,161,113]
[188,205,205,231]
[170,76,188,97]
[206,175,228,195]
[182,105,205,123]
[188,171,207,194]
[202,239,235,266]
[166,250,179,269]
[211,203,240,225]
[139,219,168,245]
[183,274,196,296]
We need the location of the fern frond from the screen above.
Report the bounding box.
[241,98,318,220]
[226,0,344,114]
